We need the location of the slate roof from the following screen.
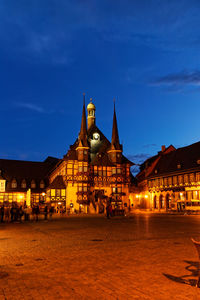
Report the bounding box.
[63,123,133,167]
[147,141,200,178]
[0,157,59,192]
[48,175,66,189]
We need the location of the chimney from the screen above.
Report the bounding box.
[161,145,166,152]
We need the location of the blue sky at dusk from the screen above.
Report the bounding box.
[1,0,200,170]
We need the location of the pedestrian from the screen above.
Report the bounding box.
[44,205,48,220]
[19,206,24,222]
[27,206,32,221]
[4,206,10,223]
[10,205,14,222]
[49,206,54,220]
[35,205,40,221]
[24,205,28,221]
[106,203,110,219]
[0,205,4,223]
[109,203,113,217]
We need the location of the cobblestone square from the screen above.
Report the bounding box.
[1,214,200,299]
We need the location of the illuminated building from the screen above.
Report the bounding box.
[0,95,134,213]
[136,142,200,211]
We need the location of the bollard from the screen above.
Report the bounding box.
[191,238,200,288]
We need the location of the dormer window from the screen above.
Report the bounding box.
[21,179,26,188]
[197,160,200,165]
[40,180,45,189]
[155,170,157,174]
[11,179,17,188]
[177,164,181,169]
[31,180,36,189]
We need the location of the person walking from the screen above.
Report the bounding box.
[4,206,10,223]
[10,205,14,222]
[44,205,48,220]
[35,205,40,221]
[19,206,24,222]
[106,203,110,219]
[0,205,4,223]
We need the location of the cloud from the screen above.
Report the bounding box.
[143,143,157,148]
[14,102,53,114]
[1,0,200,65]
[151,70,200,87]
[127,153,151,165]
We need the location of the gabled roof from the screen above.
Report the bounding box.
[90,152,115,166]
[0,157,59,192]
[0,158,58,181]
[147,141,200,178]
[63,114,133,167]
[48,175,66,189]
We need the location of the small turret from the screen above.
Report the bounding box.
[76,94,89,161]
[108,101,122,163]
[87,98,96,130]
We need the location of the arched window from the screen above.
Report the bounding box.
[11,179,17,188]
[31,179,36,189]
[40,180,45,189]
[21,179,26,188]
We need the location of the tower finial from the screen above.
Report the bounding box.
[78,96,88,147]
[111,101,121,150]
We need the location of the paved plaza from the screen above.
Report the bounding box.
[1,214,200,299]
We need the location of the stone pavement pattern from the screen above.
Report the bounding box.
[1,214,200,299]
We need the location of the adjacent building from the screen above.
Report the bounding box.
[136,142,200,211]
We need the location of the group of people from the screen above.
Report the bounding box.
[0,204,55,223]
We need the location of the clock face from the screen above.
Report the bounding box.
[93,133,100,140]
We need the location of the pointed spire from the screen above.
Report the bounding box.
[78,93,88,147]
[111,99,121,150]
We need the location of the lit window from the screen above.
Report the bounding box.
[78,166,83,173]
[11,179,17,188]
[21,179,26,188]
[31,180,36,189]
[40,180,45,188]
[112,168,116,174]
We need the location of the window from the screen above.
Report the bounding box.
[31,180,36,189]
[94,167,97,175]
[98,169,102,176]
[117,168,121,174]
[21,179,26,188]
[112,168,116,175]
[40,180,45,189]
[173,176,177,185]
[184,174,188,183]
[168,177,172,185]
[178,175,183,184]
[113,187,117,193]
[189,173,195,183]
[84,166,88,172]
[11,179,17,188]
[197,173,200,182]
[78,166,83,173]
[56,190,60,197]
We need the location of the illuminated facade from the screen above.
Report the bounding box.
[48,96,133,213]
[0,96,134,213]
[136,142,200,211]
